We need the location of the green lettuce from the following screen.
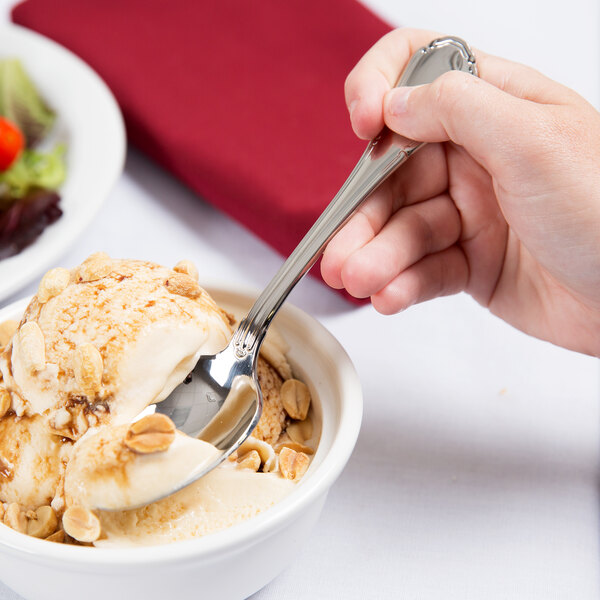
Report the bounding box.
[0,59,56,147]
[0,144,66,201]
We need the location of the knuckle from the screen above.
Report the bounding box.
[404,208,434,258]
[395,26,429,43]
[539,106,587,148]
[432,70,474,109]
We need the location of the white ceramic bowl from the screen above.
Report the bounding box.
[0,286,362,600]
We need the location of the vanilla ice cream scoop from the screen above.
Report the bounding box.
[0,254,232,440]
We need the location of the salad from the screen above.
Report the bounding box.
[0,59,66,258]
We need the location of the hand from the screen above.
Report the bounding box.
[321,28,600,356]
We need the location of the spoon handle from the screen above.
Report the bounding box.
[233,36,477,356]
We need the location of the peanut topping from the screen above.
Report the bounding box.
[278,447,310,481]
[62,505,101,543]
[46,529,65,543]
[18,321,46,373]
[281,379,311,421]
[260,340,292,381]
[74,409,89,437]
[4,503,27,533]
[236,449,261,472]
[72,343,103,397]
[51,407,72,429]
[37,267,70,303]
[0,387,11,418]
[173,260,199,281]
[85,251,110,261]
[124,413,176,454]
[286,417,313,443]
[26,506,58,539]
[73,252,113,283]
[238,436,277,472]
[86,412,99,427]
[164,273,201,299]
[0,319,18,347]
[274,438,314,456]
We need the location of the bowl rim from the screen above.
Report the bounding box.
[0,284,363,568]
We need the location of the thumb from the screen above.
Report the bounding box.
[383,71,538,171]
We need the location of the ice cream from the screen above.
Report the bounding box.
[63,420,298,546]
[96,466,296,547]
[2,254,232,428]
[0,255,317,546]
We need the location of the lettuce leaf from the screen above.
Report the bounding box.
[0,59,56,147]
[0,144,66,202]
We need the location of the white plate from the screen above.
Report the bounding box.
[0,24,125,302]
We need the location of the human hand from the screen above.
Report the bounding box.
[321,28,600,356]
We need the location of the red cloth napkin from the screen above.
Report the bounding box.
[12,0,391,300]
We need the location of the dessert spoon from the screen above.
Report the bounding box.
[108,36,477,510]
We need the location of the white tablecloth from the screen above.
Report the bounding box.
[0,1,599,598]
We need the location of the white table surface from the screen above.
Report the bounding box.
[1,1,600,598]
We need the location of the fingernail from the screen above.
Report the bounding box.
[388,86,413,116]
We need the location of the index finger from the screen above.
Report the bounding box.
[345,28,440,139]
[345,27,578,140]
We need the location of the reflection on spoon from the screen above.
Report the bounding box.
[198,375,259,447]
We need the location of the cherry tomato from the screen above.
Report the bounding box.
[0,117,25,171]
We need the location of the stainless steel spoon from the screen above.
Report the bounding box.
[103,36,477,510]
